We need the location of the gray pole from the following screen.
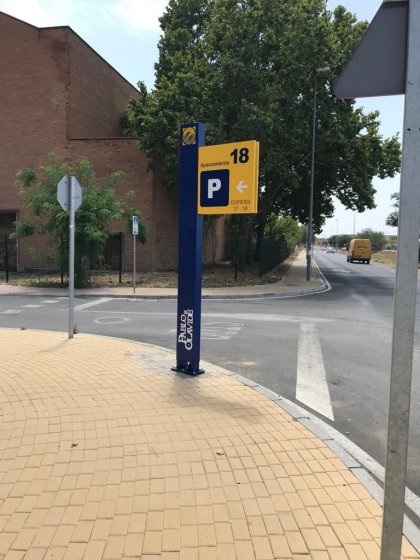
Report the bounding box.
[133,234,136,294]
[68,176,75,339]
[306,85,317,281]
[380,2,420,558]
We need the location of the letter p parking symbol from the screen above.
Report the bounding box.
[208,178,221,199]
[200,170,229,207]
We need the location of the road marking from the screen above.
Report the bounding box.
[94,316,130,324]
[74,298,113,311]
[331,269,351,274]
[170,322,243,340]
[1,310,22,315]
[171,321,243,340]
[22,304,43,308]
[41,300,60,304]
[203,313,332,324]
[296,323,334,421]
[73,309,333,323]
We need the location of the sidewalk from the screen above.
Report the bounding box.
[0,328,418,560]
[0,251,326,299]
[0,253,418,559]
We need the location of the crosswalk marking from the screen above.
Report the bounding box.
[170,322,243,341]
[74,298,113,311]
[22,304,42,308]
[296,323,334,420]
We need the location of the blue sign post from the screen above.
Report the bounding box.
[172,122,205,375]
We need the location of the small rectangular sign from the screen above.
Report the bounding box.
[197,140,259,215]
[132,215,139,235]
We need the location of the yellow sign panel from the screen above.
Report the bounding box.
[197,140,259,215]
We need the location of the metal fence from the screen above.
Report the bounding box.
[258,238,291,276]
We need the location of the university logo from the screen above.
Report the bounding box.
[182,126,196,146]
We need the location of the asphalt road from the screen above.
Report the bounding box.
[1,250,420,500]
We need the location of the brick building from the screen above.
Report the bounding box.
[0,11,227,272]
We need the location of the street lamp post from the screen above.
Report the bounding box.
[336,219,339,248]
[306,66,330,281]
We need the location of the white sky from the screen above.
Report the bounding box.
[0,0,402,237]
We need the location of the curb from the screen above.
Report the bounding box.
[0,259,330,301]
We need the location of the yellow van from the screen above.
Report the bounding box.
[347,238,372,264]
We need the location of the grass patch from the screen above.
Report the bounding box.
[1,255,295,289]
[372,251,397,266]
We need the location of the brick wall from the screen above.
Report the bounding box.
[0,11,227,273]
[67,31,140,138]
[0,14,68,212]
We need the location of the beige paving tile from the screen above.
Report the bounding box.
[62,542,86,560]
[269,534,292,558]
[252,535,274,559]
[20,549,47,560]
[32,526,57,548]
[142,531,162,554]
[102,535,125,559]
[123,533,144,557]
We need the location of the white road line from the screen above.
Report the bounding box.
[22,304,43,308]
[72,309,333,323]
[203,313,333,323]
[1,310,22,315]
[169,322,243,340]
[41,300,60,304]
[74,298,113,311]
[296,323,334,421]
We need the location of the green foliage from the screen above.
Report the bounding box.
[123,0,401,236]
[14,155,147,287]
[327,233,352,247]
[357,228,386,251]
[265,215,302,250]
[386,192,399,228]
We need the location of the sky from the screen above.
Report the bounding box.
[0,0,403,238]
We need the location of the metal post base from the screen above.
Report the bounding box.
[171,363,205,376]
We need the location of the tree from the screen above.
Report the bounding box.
[386,192,399,228]
[265,215,302,250]
[14,155,146,286]
[123,0,401,262]
[328,233,352,248]
[358,228,386,251]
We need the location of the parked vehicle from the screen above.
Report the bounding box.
[347,238,372,264]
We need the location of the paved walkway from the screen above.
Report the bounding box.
[0,330,418,560]
[0,253,419,559]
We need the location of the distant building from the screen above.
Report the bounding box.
[0,11,227,272]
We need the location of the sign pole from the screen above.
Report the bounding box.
[57,174,82,339]
[172,122,205,375]
[132,216,139,294]
[381,2,420,559]
[68,176,75,339]
[133,233,136,294]
[4,232,9,283]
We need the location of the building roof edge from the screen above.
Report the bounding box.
[0,10,141,96]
